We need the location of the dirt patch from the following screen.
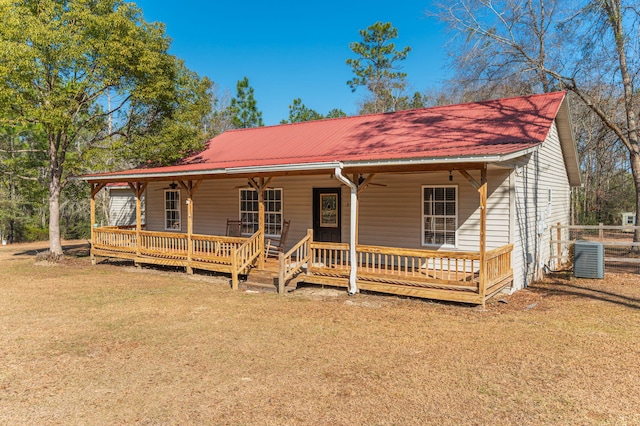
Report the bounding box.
[1,242,639,425]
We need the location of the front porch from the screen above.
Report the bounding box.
[91,225,514,305]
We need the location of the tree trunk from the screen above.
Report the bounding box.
[48,172,63,256]
[631,152,640,243]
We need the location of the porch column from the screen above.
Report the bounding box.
[258,184,265,268]
[248,177,273,270]
[128,182,147,260]
[178,180,202,275]
[479,167,488,304]
[89,182,105,266]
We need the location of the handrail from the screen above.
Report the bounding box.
[278,229,313,294]
[485,243,514,260]
[231,230,262,289]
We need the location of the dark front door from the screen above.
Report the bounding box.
[313,188,341,242]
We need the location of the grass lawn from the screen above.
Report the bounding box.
[1,241,639,425]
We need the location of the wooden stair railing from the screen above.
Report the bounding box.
[278,229,313,294]
[231,230,262,290]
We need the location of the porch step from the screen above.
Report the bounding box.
[239,281,297,293]
[247,268,278,285]
[240,268,298,293]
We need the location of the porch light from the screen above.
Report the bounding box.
[449,171,453,182]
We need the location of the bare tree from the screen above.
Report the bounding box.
[433,0,640,240]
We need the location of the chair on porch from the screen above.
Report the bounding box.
[226,219,242,237]
[265,220,291,258]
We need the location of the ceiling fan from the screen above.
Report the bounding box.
[154,181,179,191]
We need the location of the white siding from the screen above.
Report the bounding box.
[357,170,511,252]
[144,171,512,254]
[503,121,572,290]
[108,188,141,226]
[145,176,350,248]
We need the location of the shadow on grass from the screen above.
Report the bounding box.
[531,274,640,310]
[13,242,91,258]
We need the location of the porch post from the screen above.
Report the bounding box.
[89,182,105,266]
[248,177,272,270]
[128,181,147,262]
[178,180,202,275]
[90,183,97,265]
[135,183,142,258]
[479,166,488,305]
[258,179,265,269]
[186,195,194,274]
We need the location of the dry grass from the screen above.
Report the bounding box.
[1,241,639,425]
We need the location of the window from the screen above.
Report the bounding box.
[165,190,181,230]
[239,188,282,235]
[422,186,457,247]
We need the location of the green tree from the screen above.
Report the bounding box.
[346,22,412,114]
[0,0,211,256]
[229,77,263,128]
[0,125,48,243]
[280,98,324,124]
[280,99,347,124]
[325,108,347,119]
[434,0,640,241]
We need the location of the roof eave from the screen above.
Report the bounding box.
[77,149,543,183]
[556,96,582,187]
[77,168,228,183]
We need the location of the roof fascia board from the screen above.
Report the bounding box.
[225,161,343,175]
[77,168,227,183]
[342,148,540,169]
[556,97,582,187]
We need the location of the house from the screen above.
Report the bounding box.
[81,91,581,306]
[622,212,636,227]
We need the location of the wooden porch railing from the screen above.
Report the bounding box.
[305,241,513,304]
[191,234,247,263]
[278,229,313,294]
[94,227,137,253]
[484,244,514,292]
[308,243,481,290]
[92,226,262,286]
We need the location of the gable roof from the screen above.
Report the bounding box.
[83,91,579,185]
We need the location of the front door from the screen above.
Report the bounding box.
[313,188,341,242]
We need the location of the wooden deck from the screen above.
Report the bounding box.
[92,227,513,305]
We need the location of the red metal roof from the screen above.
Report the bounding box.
[86,91,567,179]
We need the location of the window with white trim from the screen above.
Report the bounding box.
[239,188,282,236]
[422,185,457,247]
[164,190,181,230]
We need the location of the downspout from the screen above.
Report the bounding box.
[334,165,358,295]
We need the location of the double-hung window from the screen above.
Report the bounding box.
[422,186,457,247]
[165,190,181,230]
[239,188,282,236]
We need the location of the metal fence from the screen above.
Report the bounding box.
[550,223,640,274]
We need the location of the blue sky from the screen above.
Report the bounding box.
[134,1,449,125]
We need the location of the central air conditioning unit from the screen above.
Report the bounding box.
[574,241,604,279]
